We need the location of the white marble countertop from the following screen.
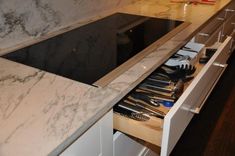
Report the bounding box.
[0,0,231,156]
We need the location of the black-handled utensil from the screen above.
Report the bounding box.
[129,92,160,107]
[114,104,150,121]
[135,88,176,102]
[124,98,165,119]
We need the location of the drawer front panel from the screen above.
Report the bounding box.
[221,14,235,41]
[215,37,233,63]
[160,37,232,156]
[195,18,223,44]
[204,26,222,46]
[60,110,113,156]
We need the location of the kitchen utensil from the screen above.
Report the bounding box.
[181,47,198,53]
[176,50,198,62]
[151,65,196,82]
[164,56,192,67]
[124,99,165,119]
[143,78,184,94]
[129,92,160,107]
[136,87,176,101]
[140,83,183,99]
[147,77,174,86]
[171,53,192,60]
[183,42,205,53]
[139,84,175,97]
[114,104,150,121]
[132,91,175,107]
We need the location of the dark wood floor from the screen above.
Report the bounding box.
[170,52,235,156]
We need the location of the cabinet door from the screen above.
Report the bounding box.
[60,110,113,156]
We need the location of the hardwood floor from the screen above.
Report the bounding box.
[170,52,235,156]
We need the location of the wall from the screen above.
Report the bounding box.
[0,0,137,55]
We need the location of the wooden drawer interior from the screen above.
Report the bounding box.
[114,114,163,146]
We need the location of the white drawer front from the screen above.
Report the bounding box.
[160,37,232,156]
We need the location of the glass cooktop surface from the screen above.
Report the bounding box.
[3,13,183,85]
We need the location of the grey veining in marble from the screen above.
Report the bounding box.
[0,0,232,156]
[0,0,137,55]
[0,58,120,156]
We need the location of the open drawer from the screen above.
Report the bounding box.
[113,36,232,156]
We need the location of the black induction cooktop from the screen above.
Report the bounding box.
[2,13,183,85]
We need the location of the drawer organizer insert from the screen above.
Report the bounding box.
[113,36,232,154]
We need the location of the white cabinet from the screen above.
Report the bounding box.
[113,131,159,156]
[60,110,113,156]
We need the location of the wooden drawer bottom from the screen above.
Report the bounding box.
[114,113,163,146]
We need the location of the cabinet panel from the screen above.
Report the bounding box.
[195,17,223,44]
[113,132,159,156]
[60,110,113,156]
[221,14,235,42]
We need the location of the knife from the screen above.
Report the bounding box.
[123,98,165,119]
[143,79,184,97]
[146,77,174,86]
[135,88,176,102]
[114,104,150,121]
[128,92,160,107]
[139,84,174,97]
[141,82,173,93]
[130,91,175,107]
